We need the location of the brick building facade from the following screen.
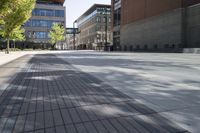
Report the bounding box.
[112,0,200,52]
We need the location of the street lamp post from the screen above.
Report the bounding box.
[73,20,77,50]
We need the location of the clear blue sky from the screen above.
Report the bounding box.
[64,0,111,27]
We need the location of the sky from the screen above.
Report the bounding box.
[64,0,111,27]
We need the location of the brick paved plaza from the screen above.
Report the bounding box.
[0,53,190,133]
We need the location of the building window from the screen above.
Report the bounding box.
[96,25,101,31]
[55,10,64,17]
[103,17,107,23]
[96,16,101,22]
[35,32,46,39]
[108,17,111,23]
[24,20,31,27]
[24,19,63,28]
[32,8,64,17]
[114,8,121,26]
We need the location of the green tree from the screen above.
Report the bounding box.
[49,23,65,50]
[0,0,35,53]
[0,0,11,25]
[10,26,25,50]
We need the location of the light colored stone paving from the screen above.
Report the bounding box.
[57,51,200,133]
[0,53,187,133]
[0,51,75,66]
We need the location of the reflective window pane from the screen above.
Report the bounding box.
[32,8,64,17]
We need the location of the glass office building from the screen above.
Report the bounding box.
[23,0,65,44]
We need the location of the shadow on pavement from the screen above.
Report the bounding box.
[0,54,188,133]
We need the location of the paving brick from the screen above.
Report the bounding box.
[2,116,17,132]
[19,102,29,115]
[13,115,26,132]
[36,101,44,112]
[55,125,66,133]
[0,118,7,132]
[82,107,98,121]
[24,113,35,132]
[44,111,54,128]
[34,129,45,133]
[69,108,82,123]
[10,103,21,116]
[60,108,73,124]
[28,101,36,113]
[108,118,129,133]
[76,108,90,122]
[0,54,187,133]
[52,110,63,126]
[101,119,119,133]
[65,124,77,133]
[43,101,51,111]
[45,127,56,133]
[84,122,98,133]
[116,117,140,133]
[93,121,109,133]
[124,116,149,133]
[75,123,88,133]
[35,112,45,130]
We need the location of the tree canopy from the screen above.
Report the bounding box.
[0,0,36,53]
[49,23,65,49]
[0,0,12,24]
[10,26,25,42]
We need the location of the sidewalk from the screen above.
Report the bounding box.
[0,50,73,66]
[0,51,36,66]
[0,54,187,133]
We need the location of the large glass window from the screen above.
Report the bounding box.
[55,10,64,17]
[114,8,121,26]
[77,10,97,27]
[32,8,64,17]
[97,7,111,14]
[35,32,46,39]
[24,20,31,27]
[24,19,63,28]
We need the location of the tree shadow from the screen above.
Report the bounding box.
[0,54,188,133]
[56,52,200,132]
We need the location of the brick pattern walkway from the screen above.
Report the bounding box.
[0,54,187,133]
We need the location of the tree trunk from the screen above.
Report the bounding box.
[5,39,9,54]
[52,43,56,50]
[14,41,16,51]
